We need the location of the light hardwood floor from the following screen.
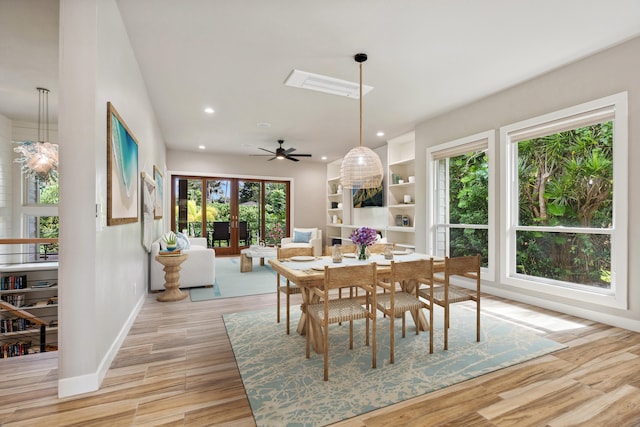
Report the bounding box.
[2,290,640,426]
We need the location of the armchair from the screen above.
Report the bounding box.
[280,227,323,257]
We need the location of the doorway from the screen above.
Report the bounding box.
[172,176,290,255]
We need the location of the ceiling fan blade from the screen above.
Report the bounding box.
[284,148,296,155]
[258,147,275,154]
[289,153,312,157]
[286,155,300,162]
[267,156,276,161]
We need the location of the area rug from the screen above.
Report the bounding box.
[190,257,282,300]
[224,305,566,427]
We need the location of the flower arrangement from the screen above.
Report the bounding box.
[267,223,284,246]
[350,227,378,260]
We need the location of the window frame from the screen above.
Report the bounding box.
[500,92,628,309]
[426,130,496,282]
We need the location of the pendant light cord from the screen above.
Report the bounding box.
[359,61,363,148]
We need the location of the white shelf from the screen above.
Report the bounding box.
[388,204,415,209]
[0,262,58,273]
[386,226,415,232]
[2,326,58,337]
[389,158,414,167]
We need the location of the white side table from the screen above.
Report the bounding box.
[240,246,277,272]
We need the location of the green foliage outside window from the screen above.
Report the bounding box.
[516,122,613,288]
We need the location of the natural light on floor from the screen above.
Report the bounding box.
[465,299,588,333]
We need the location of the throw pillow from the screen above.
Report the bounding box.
[292,230,312,243]
[176,231,191,250]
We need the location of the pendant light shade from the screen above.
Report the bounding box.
[340,53,383,190]
[13,88,58,181]
[340,146,383,189]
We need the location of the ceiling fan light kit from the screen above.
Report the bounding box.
[253,139,312,162]
[340,53,384,190]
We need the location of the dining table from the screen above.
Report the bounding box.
[269,251,444,354]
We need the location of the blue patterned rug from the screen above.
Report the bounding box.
[190,257,282,300]
[224,304,566,427]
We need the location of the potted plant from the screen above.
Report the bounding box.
[162,231,178,251]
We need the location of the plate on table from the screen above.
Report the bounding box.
[343,253,356,258]
[290,255,315,262]
[393,250,410,255]
[311,265,326,271]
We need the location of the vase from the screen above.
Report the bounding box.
[357,245,369,261]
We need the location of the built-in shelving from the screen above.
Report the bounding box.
[0,262,58,358]
[325,133,416,251]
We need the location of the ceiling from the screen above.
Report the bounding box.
[2,0,640,162]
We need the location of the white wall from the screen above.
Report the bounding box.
[168,150,326,233]
[57,0,166,397]
[414,36,640,329]
[0,114,12,241]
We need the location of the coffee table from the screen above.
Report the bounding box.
[240,245,277,272]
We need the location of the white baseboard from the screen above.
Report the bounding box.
[57,293,146,398]
[483,284,640,333]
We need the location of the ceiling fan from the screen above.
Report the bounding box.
[253,140,312,162]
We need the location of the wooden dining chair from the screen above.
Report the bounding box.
[276,246,314,334]
[375,258,433,363]
[418,254,481,350]
[337,242,395,299]
[305,263,377,381]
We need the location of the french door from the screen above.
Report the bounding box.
[172,176,290,255]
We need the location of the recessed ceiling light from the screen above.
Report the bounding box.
[204,107,215,114]
[321,156,327,161]
[198,145,206,150]
[257,122,271,128]
[376,131,385,137]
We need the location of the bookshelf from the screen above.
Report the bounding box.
[386,132,415,249]
[0,262,58,358]
[325,137,416,250]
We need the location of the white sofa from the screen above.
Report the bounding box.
[150,237,215,291]
[280,228,323,257]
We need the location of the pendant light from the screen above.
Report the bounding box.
[13,88,59,181]
[340,53,383,189]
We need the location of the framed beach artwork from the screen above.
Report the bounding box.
[107,102,139,225]
[153,165,163,219]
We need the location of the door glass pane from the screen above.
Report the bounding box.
[238,180,261,246]
[265,182,287,245]
[206,179,231,248]
[175,178,203,237]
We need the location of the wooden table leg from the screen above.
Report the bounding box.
[240,252,252,272]
[296,287,324,354]
[402,279,429,332]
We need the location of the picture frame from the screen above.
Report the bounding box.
[153,165,163,219]
[107,102,139,225]
[353,184,384,208]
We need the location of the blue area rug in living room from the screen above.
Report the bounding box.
[190,256,282,300]
[224,305,566,427]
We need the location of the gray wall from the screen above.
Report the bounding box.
[414,36,640,330]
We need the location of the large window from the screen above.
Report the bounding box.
[501,93,628,308]
[23,174,59,261]
[427,130,495,281]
